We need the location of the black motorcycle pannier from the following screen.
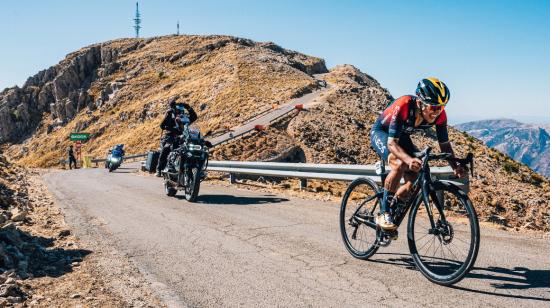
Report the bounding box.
[145,150,160,173]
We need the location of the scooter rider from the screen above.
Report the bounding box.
[156,99,198,177]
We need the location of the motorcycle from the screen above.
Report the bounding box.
[105,145,125,172]
[163,115,211,202]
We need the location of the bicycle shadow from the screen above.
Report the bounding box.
[187,194,289,205]
[370,253,550,301]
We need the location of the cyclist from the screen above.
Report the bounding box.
[370,78,467,230]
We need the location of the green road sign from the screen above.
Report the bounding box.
[70,133,90,141]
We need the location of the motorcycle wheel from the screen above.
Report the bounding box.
[184,167,201,202]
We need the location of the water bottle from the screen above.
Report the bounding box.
[375,161,382,175]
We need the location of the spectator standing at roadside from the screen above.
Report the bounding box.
[68,145,78,169]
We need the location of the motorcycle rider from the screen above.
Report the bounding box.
[156,99,198,177]
[111,144,125,159]
[105,144,125,168]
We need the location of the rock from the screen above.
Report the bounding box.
[1,222,15,230]
[70,293,82,299]
[58,229,71,237]
[4,278,15,285]
[10,209,27,222]
[6,296,23,303]
[0,284,16,297]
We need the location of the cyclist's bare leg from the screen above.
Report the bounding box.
[384,153,406,192]
[395,171,417,201]
[377,153,406,229]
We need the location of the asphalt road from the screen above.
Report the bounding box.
[42,164,550,307]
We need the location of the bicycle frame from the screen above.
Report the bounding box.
[353,148,447,232]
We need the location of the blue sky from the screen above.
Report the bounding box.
[1,0,549,124]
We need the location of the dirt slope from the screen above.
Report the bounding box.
[2,35,326,167]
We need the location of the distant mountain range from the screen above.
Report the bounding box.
[455,119,549,177]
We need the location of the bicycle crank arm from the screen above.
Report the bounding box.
[354,216,377,229]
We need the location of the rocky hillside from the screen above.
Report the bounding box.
[1,35,327,166]
[456,119,550,177]
[1,35,548,232]
[211,65,549,232]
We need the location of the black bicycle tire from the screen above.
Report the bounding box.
[339,177,380,260]
[407,181,480,285]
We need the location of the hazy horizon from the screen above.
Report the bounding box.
[449,115,550,126]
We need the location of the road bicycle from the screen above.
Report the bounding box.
[339,147,479,285]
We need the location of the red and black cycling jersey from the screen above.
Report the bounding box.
[375,95,449,143]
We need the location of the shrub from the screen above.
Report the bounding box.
[502,161,519,174]
[10,110,20,121]
[530,173,545,186]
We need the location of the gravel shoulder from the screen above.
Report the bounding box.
[20,170,164,307]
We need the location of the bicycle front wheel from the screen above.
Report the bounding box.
[340,177,381,260]
[407,181,480,285]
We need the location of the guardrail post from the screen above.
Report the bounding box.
[229,173,236,184]
[299,178,307,190]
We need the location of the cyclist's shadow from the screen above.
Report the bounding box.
[370,253,550,301]
[466,265,550,290]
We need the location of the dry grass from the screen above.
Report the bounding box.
[6,35,321,167]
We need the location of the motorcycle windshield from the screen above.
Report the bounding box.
[188,128,201,141]
[179,115,190,125]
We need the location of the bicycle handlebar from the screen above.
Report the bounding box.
[417,147,474,176]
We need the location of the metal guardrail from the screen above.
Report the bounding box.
[206,161,469,191]
[86,156,468,191]
[208,105,301,147]
[91,153,148,164]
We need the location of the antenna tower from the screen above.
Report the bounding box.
[133,2,142,38]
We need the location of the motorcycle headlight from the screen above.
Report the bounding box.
[188,144,202,151]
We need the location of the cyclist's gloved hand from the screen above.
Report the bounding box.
[408,158,422,172]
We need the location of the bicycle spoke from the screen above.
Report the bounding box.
[415,232,431,243]
[340,179,381,259]
[444,244,462,263]
[417,235,433,252]
[410,184,479,284]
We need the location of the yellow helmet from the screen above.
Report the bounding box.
[416,78,450,106]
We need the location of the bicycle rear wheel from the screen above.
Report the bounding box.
[340,178,381,259]
[408,181,480,285]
